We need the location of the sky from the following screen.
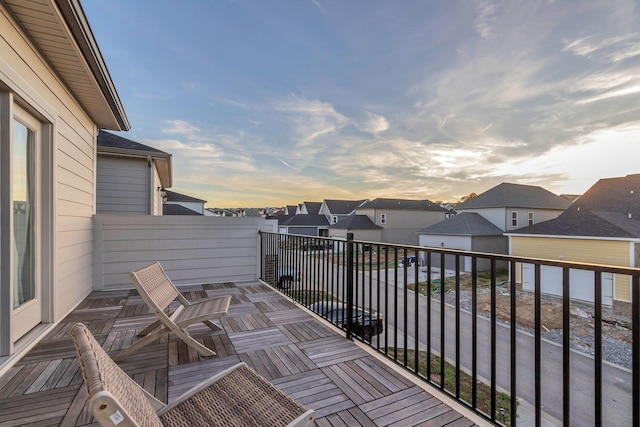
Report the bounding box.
[82,0,640,208]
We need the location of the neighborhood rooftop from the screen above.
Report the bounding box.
[456,182,571,210]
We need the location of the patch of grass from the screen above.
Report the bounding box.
[392,348,514,425]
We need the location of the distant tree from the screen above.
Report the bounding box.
[459,192,478,203]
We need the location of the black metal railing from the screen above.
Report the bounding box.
[259,231,640,427]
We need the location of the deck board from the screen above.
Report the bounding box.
[0,280,478,427]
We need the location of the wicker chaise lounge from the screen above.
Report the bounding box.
[114,262,231,361]
[72,323,315,427]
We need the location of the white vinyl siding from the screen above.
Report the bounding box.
[96,156,148,214]
[93,215,265,289]
[0,5,99,321]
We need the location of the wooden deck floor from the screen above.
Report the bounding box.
[0,280,479,427]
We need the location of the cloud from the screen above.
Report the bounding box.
[162,120,200,137]
[357,112,390,134]
[563,33,640,62]
[276,95,350,147]
[473,0,498,39]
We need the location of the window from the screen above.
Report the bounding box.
[380,213,386,225]
[332,215,338,224]
[528,212,534,226]
[511,211,518,227]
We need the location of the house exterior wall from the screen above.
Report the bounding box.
[459,207,565,231]
[357,208,445,245]
[510,236,632,302]
[93,215,267,289]
[0,5,100,322]
[328,229,382,242]
[96,156,149,214]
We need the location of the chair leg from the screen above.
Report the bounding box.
[172,327,216,357]
[202,320,222,331]
[137,319,162,337]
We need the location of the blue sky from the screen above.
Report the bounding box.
[83,0,640,207]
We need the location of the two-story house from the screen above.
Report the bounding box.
[507,174,640,321]
[418,183,571,271]
[356,198,447,245]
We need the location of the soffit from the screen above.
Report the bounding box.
[2,0,129,130]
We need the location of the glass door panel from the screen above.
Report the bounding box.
[12,119,35,309]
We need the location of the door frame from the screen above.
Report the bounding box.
[0,91,55,355]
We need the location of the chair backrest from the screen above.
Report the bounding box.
[129,262,180,312]
[71,323,163,427]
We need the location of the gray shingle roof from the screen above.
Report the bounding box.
[281,214,330,227]
[303,202,322,214]
[359,198,446,212]
[457,183,571,210]
[165,190,206,203]
[162,204,202,215]
[328,215,382,230]
[509,174,640,238]
[418,213,504,236]
[324,199,368,214]
[98,130,168,155]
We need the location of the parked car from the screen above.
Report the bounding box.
[301,241,332,251]
[308,301,383,340]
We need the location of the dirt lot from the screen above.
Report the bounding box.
[475,290,632,344]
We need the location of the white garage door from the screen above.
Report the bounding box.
[522,264,613,306]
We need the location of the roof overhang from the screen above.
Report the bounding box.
[98,146,172,188]
[2,0,129,130]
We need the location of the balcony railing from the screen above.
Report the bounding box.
[259,231,640,427]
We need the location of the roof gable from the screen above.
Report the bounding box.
[281,214,330,227]
[329,215,382,230]
[165,190,206,203]
[457,183,571,210]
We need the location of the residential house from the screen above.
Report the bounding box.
[278,214,330,236]
[319,199,368,225]
[507,174,640,321]
[0,1,128,359]
[453,182,571,231]
[356,198,447,245]
[328,215,382,242]
[164,189,206,215]
[96,130,172,215]
[418,213,506,271]
[419,182,570,271]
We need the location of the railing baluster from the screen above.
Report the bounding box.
[633,274,639,427]
[404,248,409,367]
[535,263,541,427]
[427,249,432,386]
[346,233,354,339]
[562,267,571,426]
[394,247,398,360]
[377,244,381,352]
[595,271,602,427]
[440,251,446,389]
[415,249,420,375]
[455,254,460,399]
[384,245,389,355]
[491,258,497,421]
[471,255,477,409]
[510,259,517,426]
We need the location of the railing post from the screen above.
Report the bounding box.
[346,232,354,340]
